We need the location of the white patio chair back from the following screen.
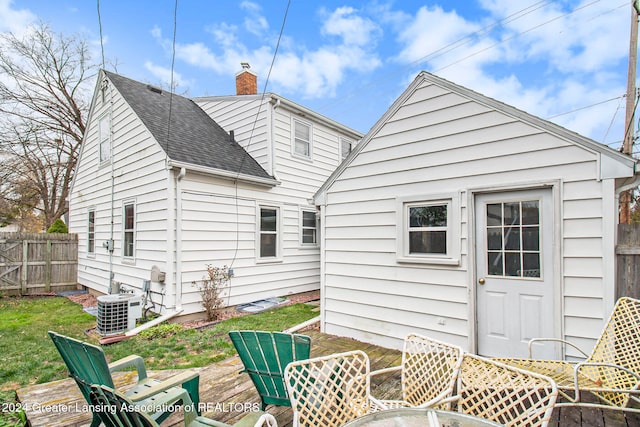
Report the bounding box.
[284,350,371,427]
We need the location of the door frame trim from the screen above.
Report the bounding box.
[467,180,563,358]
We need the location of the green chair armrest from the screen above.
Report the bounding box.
[127,370,200,402]
[108,354,148,380]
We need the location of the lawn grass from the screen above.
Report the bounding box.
[0,294,318,427]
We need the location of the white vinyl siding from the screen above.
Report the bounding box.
[70,72,170,297]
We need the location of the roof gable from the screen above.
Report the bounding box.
[104,71,272,181]
[314,71,635,204]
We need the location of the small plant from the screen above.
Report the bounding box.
[46,218,68,233]
[193,265,230,321]
[138,323,184,340]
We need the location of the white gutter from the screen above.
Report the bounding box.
[167,160,280,187]
[269,97,281,178]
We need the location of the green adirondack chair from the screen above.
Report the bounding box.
[229,331,311,410]
[87,383,278,427]
[48,331,201,427]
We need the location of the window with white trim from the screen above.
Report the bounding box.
[341,137,353,160]
[99,115,111,162]
[397,195,460,265]
[123,202,135,258]
[301,210,317,245]
[88,210,95,254]
[259,207,279,258]
[293,119,311,158]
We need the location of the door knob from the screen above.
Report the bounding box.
[478,278,485,285]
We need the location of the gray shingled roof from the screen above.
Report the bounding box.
[104,71,272,180]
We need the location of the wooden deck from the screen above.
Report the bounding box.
[16,329,640,426]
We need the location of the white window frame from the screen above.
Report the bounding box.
[300,208,318,246]
[257,205,282,262]
[340,137,354,160]
[396,193,460,265]
[122,200,136,260]
[292,118,312,160]
[99,114,111,163]
[88,208,96,256]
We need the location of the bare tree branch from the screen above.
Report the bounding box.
[0,21,97,229]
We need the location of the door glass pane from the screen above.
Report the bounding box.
[486,204,502,226]
[485,199,541,279]
[522,201,539,225]
[503,202,520,225]
[487,229,502,250]
[504,252,521,276]
[488,252,503,276]
[522,227,540,251]
[504,227,521,250]
[523,253,541,277]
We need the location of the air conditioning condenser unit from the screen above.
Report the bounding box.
[96,294,142,336]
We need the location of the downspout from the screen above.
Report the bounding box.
[270,97,281,178]
[176,167,186,311]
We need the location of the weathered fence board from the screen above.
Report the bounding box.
[0,232,78,295]
[616,223,640,299]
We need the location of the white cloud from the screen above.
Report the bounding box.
[240,1,268,37]
[387,1,628,143]
[321,6,381,47]
[151,4,382,98]
[0,0,36,34]
[395,5,484,66]
[143,61,189,92]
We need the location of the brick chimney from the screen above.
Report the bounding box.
[235,62,257,95]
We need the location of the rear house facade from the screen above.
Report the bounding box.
[69,68,361,317]
[314,71,637,359]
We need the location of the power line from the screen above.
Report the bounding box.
[96,0,105,69]
[434,0,602,73]
[230,0,291,269]
[601,95,625,144]
[165,0,178,158]
[546,96,622,120]
[316,1,555,113]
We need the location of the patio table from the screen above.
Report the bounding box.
[341,408,503,427]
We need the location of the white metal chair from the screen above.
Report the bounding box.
[284,350,371,427]
[368,333,463,411]
[441,354,558,427]
[496,296,640,411]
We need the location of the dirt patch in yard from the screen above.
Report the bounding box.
[66,292,99,308]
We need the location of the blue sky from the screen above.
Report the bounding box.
[0,0,633,151]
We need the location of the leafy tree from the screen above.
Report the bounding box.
[0,22,97,229]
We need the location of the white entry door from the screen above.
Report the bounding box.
[475,189,555,358]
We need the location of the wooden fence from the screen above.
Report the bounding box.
[0,232,78,296]
[616,223,640,299]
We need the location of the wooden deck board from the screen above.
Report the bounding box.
[16,330,640,426]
